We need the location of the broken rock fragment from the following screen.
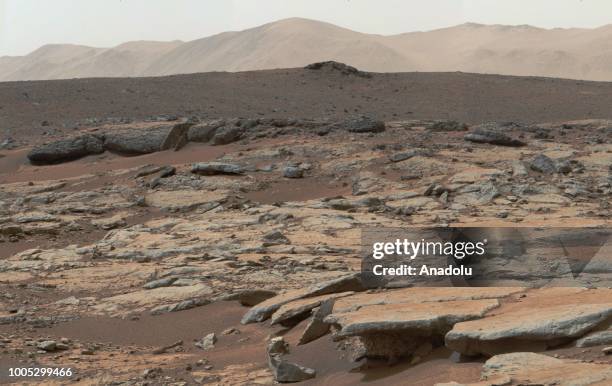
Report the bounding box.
[195,333,217,350]
[298,298,335,345]
[241,274,364,324]
[191,162,244,175]
[267,337,315,383]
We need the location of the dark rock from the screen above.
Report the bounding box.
[159,166,176,178]
[316,127,332,136]
[283,166,304,178]
[427,120,468,132]
[263,231,290,245]
[191,162,244,175]
[104,126,170,155]
[356,197,384,208]
[341,116,385,133]
[187,120,225,143]
[327,199,355,211]
[464,127,526,147]
[534,128,553,139]
[389,149,431,163]
[161,122,193,151]
[389,151,417,163]
[305,61,371,78]
[530,154,557,174]
[0,225,24,236]
[556,160,572,174]
[220,289,278,306]
[28,134,104,164]
[210,126,244,145]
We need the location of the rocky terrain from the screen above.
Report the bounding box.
[0,68,611,385]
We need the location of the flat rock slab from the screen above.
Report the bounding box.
[446,303,612,356]
[436,352,612,386]
[326,299,500,337]
[93,284,213,316]
[332,287,524,313]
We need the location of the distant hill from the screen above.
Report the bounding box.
[3,18,612,81]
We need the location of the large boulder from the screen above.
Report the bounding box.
[28,134,104,164]
[104,126,171,155]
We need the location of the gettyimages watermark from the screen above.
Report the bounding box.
[361,227,612,288]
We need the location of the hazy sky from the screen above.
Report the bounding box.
[2,0,612,56]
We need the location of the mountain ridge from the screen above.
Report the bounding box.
[3,17,612,81]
